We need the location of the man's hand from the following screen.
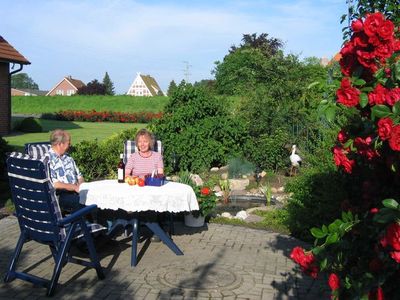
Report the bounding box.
[54,182,80,193]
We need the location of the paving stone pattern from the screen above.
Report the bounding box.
[0,216,330,299]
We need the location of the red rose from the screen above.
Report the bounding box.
[387,88,400,106]
[353,33,369,48]
[290,247,319,278]
[389,251,400,263]
[328,273,340,290]
[339,42,357,76]
[374,42,393,60]
[377,118,393,140]
[354,136,378,160]
[333,146,355,173]
[394,39,400,51]
[351,19,363,32]
[337,78,361,107]
[384,68,391,78]
[368,84,388,106]
[337,130,349,143]
[377,19,395,40]
[200,187,211,196]
[364,13,385,38]
[370,208,379,214]
[383,222,400,251]
[368,286,385,300]
[389,125,400,151]
[356,50,378,73]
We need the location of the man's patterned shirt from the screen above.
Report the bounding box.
[46,148,82,184]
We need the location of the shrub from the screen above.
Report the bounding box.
[17,117,42,133]
[70,128,138,181]
[285,164,347,242]
[244,127,290,171]
[0,136,12,180]
[69,140,108,182]
[152,82,247,173]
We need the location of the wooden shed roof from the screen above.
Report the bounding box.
[0,36,30,65]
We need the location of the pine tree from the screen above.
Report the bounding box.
[102,72,115,95]
[167,80,177,96]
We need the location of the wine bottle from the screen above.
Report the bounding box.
[117,153,125,183]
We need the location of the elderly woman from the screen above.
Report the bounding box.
[125,128,164,177]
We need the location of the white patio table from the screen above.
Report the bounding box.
[79,179,198,266]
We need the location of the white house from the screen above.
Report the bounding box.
[127,73,164,96]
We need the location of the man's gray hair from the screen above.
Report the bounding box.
[50,129,70,146]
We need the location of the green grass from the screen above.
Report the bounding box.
[4,118,141,151]
[12,95,169,114]
[211,208,290,234]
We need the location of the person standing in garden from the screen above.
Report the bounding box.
[46,129,84,212]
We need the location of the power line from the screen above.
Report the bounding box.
[182,61,192,82]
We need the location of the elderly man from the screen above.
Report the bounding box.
[46,129,83,212]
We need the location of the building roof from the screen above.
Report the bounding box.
[66,76,85,89]
[141,74,163,96]
[0,36,30,65]
[12,88,48,96]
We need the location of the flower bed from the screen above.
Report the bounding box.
[54,110,163,123]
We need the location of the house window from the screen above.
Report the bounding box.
[67,90,75,96]
[56,90,64,95]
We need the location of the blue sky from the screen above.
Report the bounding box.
[1,0,349,94]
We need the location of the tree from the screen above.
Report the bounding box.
[167,80,177,96]
[11,73,39,90]
[77,79,106,95]
[102,72,115,95]
[213,48,267,95]
[193,79,216,94]
[152,82,246,172]
[229,33,283,57]
[213,32,285,95]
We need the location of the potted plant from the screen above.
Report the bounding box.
[185,186,218,227]
[176,170,218,227]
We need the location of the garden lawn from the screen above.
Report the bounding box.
[4,118,141,151]
[12,95,169,114]
[211,208,290,234]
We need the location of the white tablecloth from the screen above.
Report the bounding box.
[79,180,199,213]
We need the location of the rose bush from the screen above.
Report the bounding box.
[291,11,400,299]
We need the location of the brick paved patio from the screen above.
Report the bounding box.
[0,216,329,299]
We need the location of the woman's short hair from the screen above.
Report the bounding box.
[50,129,70,146]
[135,128,155,150]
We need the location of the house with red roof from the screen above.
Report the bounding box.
[0,36,30,135]
[46,76,85,96]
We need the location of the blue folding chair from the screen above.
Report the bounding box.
[4,153,105,296]
[24,141,51,159]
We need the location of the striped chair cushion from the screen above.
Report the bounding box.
[7,152,104,240]
[8,152,64,237]
[25,142,51,159]
[123,140,162,164]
